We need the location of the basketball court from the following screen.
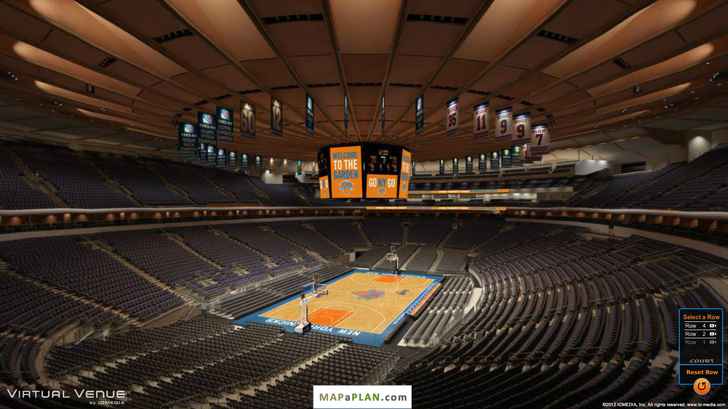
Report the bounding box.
[234,268,442,346]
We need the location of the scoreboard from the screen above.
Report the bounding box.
[319,143,412,200]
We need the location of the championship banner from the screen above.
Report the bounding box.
[197,111,217,144]
[514,113,531,142]
[366,174,398,198]
[216,148,226,167]
[500,147,512,168]
[473,102,488,136]
[527,124,551,160]
[329,145,363,199]
[446,98,458,133]
[495,108,513,138]
[511,145,524,167]
[177,122,197,161]
[319,176,330,199]
[271,98,283,135]
[216,106,234,143]
[305,94,315,134]
[241,102,256,138]
[415,95,424,134]
[399,149,412,199]
[489,151,500,170]
[177,122,197,148]
[228,151,237,171]
[206,145,216,165]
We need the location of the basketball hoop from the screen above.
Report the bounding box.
[295,276,328,334]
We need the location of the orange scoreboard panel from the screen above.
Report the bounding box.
[319,176,330,199]
[399,149,412,199]
[366,174,398,198]
[329,145,363,198]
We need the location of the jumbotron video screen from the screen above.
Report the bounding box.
[318,143,412,200]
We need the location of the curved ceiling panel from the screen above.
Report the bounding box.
[543,0,708,80]
[26,0,187,78]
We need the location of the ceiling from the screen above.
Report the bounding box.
[0,0,727,161]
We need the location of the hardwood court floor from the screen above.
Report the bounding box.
[261,271,435,333]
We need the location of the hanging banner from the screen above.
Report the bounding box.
[216,106,234,143]
[380,95,386,133]
[473,102,489,136]
[271,98,283,135]
[399,149,412,199]
[489,151,500,170]
[495,108,513,138]
[446,98,458,133]
[177,122,197,148]
[527,124,551,160]
[305,94,315,134]
[415,95,425,134]
[228,151,237,171]
[329,145,363,199]
[514,113,531,142]
[197,111,217,144]
[241,102,256,138]
[511,145,524,168]
[344,95,349,132]
[319,176,330,199]
[500,147,512,168]
[177,122,197,161]
[216,148,226,167]
[206,145,216,165]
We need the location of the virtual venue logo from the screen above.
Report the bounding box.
[6,389,128,406]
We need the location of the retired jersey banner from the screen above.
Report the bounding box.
[329,145,363,198]
[241,103,256,138]
[197,111,217,144]
[305,94,315,134]
[527,124,551,160]
[216,106,234,143]
[366,174,398,198]
[399,149,412,199]
[514,113,531,142]
[446,98,458,133]
[319,176,330,199]
[495,108,513,138]
[415,95,425,134]
[473,102,489,136]
[271,98,283,135]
